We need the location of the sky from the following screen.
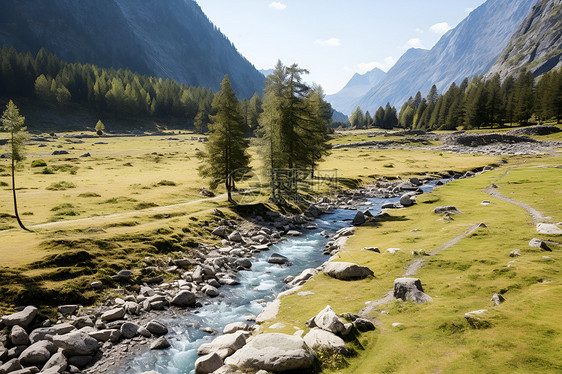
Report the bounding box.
[197,0,487,95]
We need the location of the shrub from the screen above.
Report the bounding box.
[135,202,158,210]
[46,181,76,191]
[31,159,47,167]
[42,167,55,174]
[0,181,8,187]
[156,180,176,186]
[78,192,101,198]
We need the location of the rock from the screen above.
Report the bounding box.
[19,341,56,365]
[223,322,249,335]
[7,345,26,359]
[195,353,224,374]
[0,358,22,373]
[313,306,345,334]
[213,208,225,218]
[72,316,94,329]
[199,188,215,197]
[391,322,404,329]
[399,194,414,207]
[393,278,433,304]
[235,258,252,269]
[88,329,120,343]
[67,355,92,368]
[286,230,302,236]
[40,366,64,374]
[386,248,401,254]
[268,253,289,265]
[289,268,318,287]
[464,310,491,329]
[10,325,30,346]
[1,306,38,328]
[352,211,365,226]
[150,337,171,350]
[171,290,197,307]
[305,204,322,218]
[433,206,463,214]
[303,328,347,353]
[57,305,78,316]
[364,247,380,253]
[0,347,7,362]
[42,351,67,373]
[202,285,220,297]
[536,223,562,235]
[323,262,374,280]
[224,333,316,372]
[509,250,522,257]
[227,231,243,243]
[120,322,139,339]
[354,318,375,332]
[146,320,168,336]
[529,238,551,251]
[212,226,230,239]
[100,307,125,322]
[52,332,99,356]
[481,200,491,205]
[90,281,103,289]
[112,269,133,281]
[197,331,246,359]
[491,293,505,306]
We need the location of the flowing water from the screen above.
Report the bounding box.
[121,182,439,374]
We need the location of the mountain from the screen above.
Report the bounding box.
[355,0,537,112]
[326,68,386,115]
[0,0,264,98]
[259,69,274,77]
[486,0,562,80]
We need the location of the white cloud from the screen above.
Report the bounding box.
[430,22,453,35]
[357,56,396,74]
[315,37,341,47]
[415,28,424,34]
[384,56,396,66]
[406,38,425,49]
[269,2,286,11]
[343,66,353,72]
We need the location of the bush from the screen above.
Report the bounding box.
[46,181,76,191]
[0,181,8,187]
[156,180,176,186]
[78,192,101,198]
[31,159,47,167]
[42,167,55,174]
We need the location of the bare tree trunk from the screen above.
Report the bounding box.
[11,154,30,232]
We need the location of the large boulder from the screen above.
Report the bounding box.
[212,226,230,239]
[28,325,75,344]
[150,337,171,350]
[171,290,197,307]
[227,231,243,243]
[323,262,374,280]
[195,353,224,374]
[393,278,433,304]
[536,223,562,235]
[100,307,125,322]
[41,351,67,373]
[88,329,120,343]
[197,331,246,359]
[267,253,289,265]
[10,325,30,346]
[19,340,56,365]
[222,322,249,335]
[528,238,551,251]
[224,333,316,372]
[400,193,415,207]
[120,322,139,339]
[352,211,365,226]
[312,306,345,335]
[146,320,168,336]
[1,306,38,328]
[303,328,347,353]
[52,332,99,356]
[0,359,22,373]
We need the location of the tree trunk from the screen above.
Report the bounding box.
[11,153,30,231]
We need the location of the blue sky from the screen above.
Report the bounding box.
[197,0,487,94]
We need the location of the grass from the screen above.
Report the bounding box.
[265,154,562,373]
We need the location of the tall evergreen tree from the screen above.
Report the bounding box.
[349,106,364,128]
[1,100,31,231]
[197,75,250,204]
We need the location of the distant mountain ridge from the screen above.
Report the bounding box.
[486,0,562,80]
[329,0,538,114]
[0,0,265,98]
[326,68,386,115]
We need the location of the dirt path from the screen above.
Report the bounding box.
[483,187,546,222]
[29,193,227,229]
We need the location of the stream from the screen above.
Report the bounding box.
[119,182,439,374]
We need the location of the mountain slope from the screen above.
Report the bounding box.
[326,68,386,115]
[486,0,562,79]
[0,0,264,98]
[356,0,537,112]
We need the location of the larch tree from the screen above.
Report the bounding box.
[197,75,250,204]
[1,100,31,231]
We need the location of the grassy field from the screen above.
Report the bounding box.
[263,154,562,373]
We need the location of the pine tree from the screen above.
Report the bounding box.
[349,107,364,128]
[95,120,105,135]
[1,100,31,231]
[197,75,250,204]
[513,70,534,124]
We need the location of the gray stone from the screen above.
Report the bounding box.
[224,333,316,372]
[150,337,171,350]
[303,328,347,353]
[491,293,505,306]
[393,278,433,304]
[364,247,380,253]
[509,250,522,257]
[42,351,67,373]
[227,231,243,243]
[536,223,562,235]
[57,305,78,316]
[288,268,318,287]
[197,331,246,359]
[72,316,94,329]
[352,211,365,226]
[235,258,252,269]
[100,307,125,322]
[88,329,120,343]
[171,291,197,307]
[146,320,168,336]
[10,325,30,346]
[267,253,289,265]
[286,230,302,236]
[464,309,491,329]
[222,322,249,335]
[138,326,151,338]
[0,359,22,374]
[120,322,139,339]
[7,346,27,360]
[354,318,375,332]
[1,306,38,328]
[52,332,99,356]
[202,285,220,297]
[195,353,223,374]
[40,366,64,374]
[399,193,414,207]
[529,238,551,251]
[67,355,92,368]
[323,262,374,280]
[212,226,230,239]
[19,341,55,365]
[313,305,345,334]
[433,206,463,214]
